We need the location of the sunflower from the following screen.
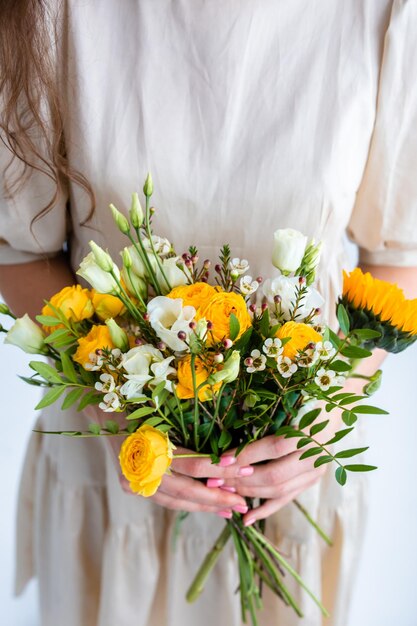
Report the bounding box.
[341,268,417,353]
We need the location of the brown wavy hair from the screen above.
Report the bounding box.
[0,0,94,221]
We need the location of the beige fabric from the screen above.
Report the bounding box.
[2,1,417,624]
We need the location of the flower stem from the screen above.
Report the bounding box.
[293,499,333,547]
[186,524,231,603]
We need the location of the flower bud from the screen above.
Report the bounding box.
[209,350,240,385]
[203,259,211,269]
[298,276,306,286]
[4,314,47,354]
[213,353,224,364]
[135,337,144,345]
[272,228,308,273]
[223,338,233,349]
[89,241,115,273]
[177,330,187,341]
[129,192,144,228]
[273,294,282,304]
[249,303,257,313]
[261,302,268,311]
[244,357,253,367]
[143,172,153,197]
[121,247,133,269]
[106,318,129,351]
[143,313,150,322]
[110,203,130,234]
[189,320,197,330]
[230,270,239,282]
[0,303,11,315]
[256,276,263,284]
[207,320,213,330]
[156,341,166,351]
[191,255,199,264]
[215,264,222,274]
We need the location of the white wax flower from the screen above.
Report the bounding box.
[272,229,308,273]
[4,314,47,354]
[147,296,196,351]
[77,251,120,294]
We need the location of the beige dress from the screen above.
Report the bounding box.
[1,1,417,625]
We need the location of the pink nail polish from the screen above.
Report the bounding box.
[244,517,256,527]
[216,510,233,519]
[233,505,249,514]
[206,478,224,488]
[219,455,237,467]
[238,466,254,477]
[220,486,236,493]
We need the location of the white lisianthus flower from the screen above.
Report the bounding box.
[155,257,191,295]
[143,236,172,257]
[277,356,298,378]
[314,368,336,391]
[272,228,308,273]
[126,245,158,278]
[209,350,241,384]
[314,341,336,361]
[77,251,120,294]
[98,390,121,412]
[239,275,259,297]
[262,337,283,359]
[245,349,267,373]
[119,344,175,399]
[229,258,249,275]
[262,275,324,321]
[4,314,47,354]
[147,297,196,351]
[95,373,116,393]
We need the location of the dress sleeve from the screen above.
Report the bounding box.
[347,0,417,267]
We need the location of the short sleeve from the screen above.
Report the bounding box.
[347,0,417,267]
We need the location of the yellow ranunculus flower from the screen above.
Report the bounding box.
[176,355,222,401]
[73,325,115,368]
[119,425,173,496]
[197,291,252,344]
[91,290,126,321]
[276,321,322,360]
[167,282,217,312]
[42,285,94,325]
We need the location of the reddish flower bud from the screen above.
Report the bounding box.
[249,303,257,313]
[299,276,306,285]
[223,338,233,349]
[203,259,211,269]
[244,357,253,367]
[156,341,166,351]
[191,255,199,264]
[207,320,213,330]
[215,264,222,274]
[261,302,268,311]
[95,349,103,355]
[135,338,144,345]
[189,320,197,330]
[273,294,282,304]
[256,276,263,284]
[315,308,321,316]
[177,331,187,341]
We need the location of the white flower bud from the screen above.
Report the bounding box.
[89,241,115,273]
[109,204,130,234]
[106,318,130,352]
[77,251,120,294]
[129,193,144,228]
[143,172,153,197]
[272,229,308,273]
[4,314,47,354]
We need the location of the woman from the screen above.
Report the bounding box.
[1,1,417,625]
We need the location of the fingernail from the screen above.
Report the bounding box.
[206,478,224,488]
[219,455,237,467]
[244,516,256,527]
[220,486,236,493]
[216,510,233,519]
[238,466,254,477]
[233,505,249,514]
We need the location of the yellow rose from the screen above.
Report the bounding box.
[119,425,173,496]
[91,290,126,321]
[42,285,94,325]
[197,291,252,344]
[167,282,217,312]
[73,325,115,368]
[176,355,222,401]
[276,321,323,360]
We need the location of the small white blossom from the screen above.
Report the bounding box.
[95,373,116,393]
[334,374,346,387]
[277,356,298,378]
[99,390,121,412]
[297,347,319,368]
[239,275,259,296]
[315,368,336,391]
[314,341,336,361]
[229,258,250,275]
[85,352,106,371]
[262,337,283,359]
[245,349,267,373]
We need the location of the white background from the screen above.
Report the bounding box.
[1,307,417,626]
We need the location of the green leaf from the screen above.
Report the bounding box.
[234,327,253,352]
[330,392,356,402]
[126,420,140,433]
[351,405,388,415]
[299,446,323,460]
[126,406,155,420]
[310,420,329,436]
[342,410,357,426]
[61,387,84,410]
[314,455,334,468]
[337,303,350,335]
[341,345,372,359]
[352,329,381,341]
[259,308,270,337]
[296,437,312,449]
[35,385,67,410]
[219,429,233,449]
[325,428,354,445]
[338,395,367,406]
[143,416,163,427]
[88,423,101,435]
[105,420,119,434]
[334,447,369,459]
[329,360,352,373]
[299,408,322,430]
[335,466,347,485]
[229,313,240,341]
[328,328,343,348]
[18,375,46,387]
[344,464,377,472]
[29,361,63,384]
[60,351,78,384]
[157,424,171,433]
[152,382,166,401]
[77,390,100,411]
[43,328,72,344]
[274,426,299,437]
[35,315,62,326]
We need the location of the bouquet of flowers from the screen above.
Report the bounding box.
[2,174,417,625]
